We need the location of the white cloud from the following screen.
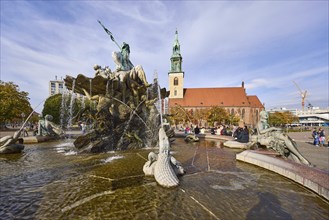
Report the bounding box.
[0,0,328,111]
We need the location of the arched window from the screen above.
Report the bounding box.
[174,77,179,85]
[174,90,177,96]
[242,109,245,119]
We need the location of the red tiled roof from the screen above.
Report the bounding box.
[169,87,259,108]
[247,95,264,108]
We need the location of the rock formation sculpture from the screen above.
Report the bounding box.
[251,110,311,165]
[143,127,185,187]
[64,63,165,152]
[63,22,168,152]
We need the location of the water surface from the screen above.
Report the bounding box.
[0,138,328,219]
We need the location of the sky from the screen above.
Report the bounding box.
[1,0,328,113]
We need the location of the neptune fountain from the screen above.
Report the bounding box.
[0,22,328,219]
[64,22,184,187]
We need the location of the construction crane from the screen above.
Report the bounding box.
[293,81,307,112]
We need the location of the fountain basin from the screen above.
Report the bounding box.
[0,138,328,219]
[237,150,329,200]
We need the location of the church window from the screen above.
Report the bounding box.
[174,77,179,85]
[174,90,177,96]
[242,109,245,119]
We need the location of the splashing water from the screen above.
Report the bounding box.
[157,84,163,128]
[55,141,77,155]
[102,155,124,163]
[112,98,151,132]
[81,96,85,109]
[68,79,76,129]
[60,89,69,128]
[154,71,163,127]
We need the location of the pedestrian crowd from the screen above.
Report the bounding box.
[312,127,327,147]
[181,124,250,143]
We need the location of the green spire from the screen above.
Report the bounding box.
[170,29,183,73]
[172,29,181,57]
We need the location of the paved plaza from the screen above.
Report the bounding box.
[287,131,329,172]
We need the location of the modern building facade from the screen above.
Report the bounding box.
[269,107,329,127]
[167,31,264,127]
[49,76,83,99]
[49,76,66,96]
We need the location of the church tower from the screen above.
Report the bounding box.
[168,30,184,99]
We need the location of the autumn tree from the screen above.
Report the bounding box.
[227,113,240,126]
[268,111,299,127]
[0,81,32,128]
[168,105,192,126]
[193,108,208,126]
[206,106,229,127]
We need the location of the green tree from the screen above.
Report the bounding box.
[42,94,63,125]
[206,106,229,127]
[0,81,32,127]
[42,94,91,127]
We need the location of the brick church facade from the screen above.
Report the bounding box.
[167,30,264,127]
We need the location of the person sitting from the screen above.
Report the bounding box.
[221,126,227,135]
[194,126,200,135]
[236,126,249,143]
[234,127,243,139]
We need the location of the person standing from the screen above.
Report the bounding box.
[23,126,29,137]
[194,126,200,135]
[312,128,319,146]
[318,127,325,147]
